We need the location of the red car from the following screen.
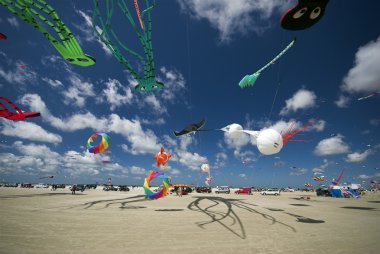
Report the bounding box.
[196,187,212,193]
[235,187,252,195]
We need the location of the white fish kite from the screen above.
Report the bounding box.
[239,38,296,89]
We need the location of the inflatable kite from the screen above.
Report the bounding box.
[174,118,206,137]
[332,169,344,186]
[358,91,380,101]
[0,0,95,66]
[239,38,296,89]
[201,164,213,185]
[143,171,170,199]
[0,96,40,121]
[92,0,163,92]
[221,120,314,156]
[87,132,110,154]
[0,32,6,40]
[280,0,329,30]
[153,147,171,168]
[39,175,54,179]
[313,176,325,181]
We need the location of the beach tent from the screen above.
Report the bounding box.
[331,186,343,198]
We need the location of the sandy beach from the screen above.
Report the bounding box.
[0,187,380,254]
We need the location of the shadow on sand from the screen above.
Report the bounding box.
[80,195,150,210]
[0,192,86,199]
[188,196,297,239]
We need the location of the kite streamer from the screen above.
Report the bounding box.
[239,38,296,89]
[143,171,170,200]
[87,132,110,154]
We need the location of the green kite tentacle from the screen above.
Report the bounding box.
[92,0,141,81]
[0,0,95,67]
[92,0,163,92]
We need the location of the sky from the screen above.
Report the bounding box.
[0,0,379,188]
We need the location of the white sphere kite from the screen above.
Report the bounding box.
[256,129,284,155]
[221,123,243,138]
[201,163,210,173]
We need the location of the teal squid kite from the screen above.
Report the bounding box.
[0,0,96,67]
[239,38,296,89]
[92,0,163,92]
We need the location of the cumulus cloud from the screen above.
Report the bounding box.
[314,134,350,156]
[370,119,380,126]
[20,94,162,155]
[177,150,208,171]
[0,55,38,87]
[99,78,134,110]
[0,121,62,144]
[62,74,96,107]
[42,77,63,88]
[312,159,334,174]
[7,17,19,28]
[177,0,291,43]
[214,152,227,168]
[345,149,372,163]
[280,89,317,115]
[290,168,308,176]
[335,95,350,108]
[341,36,380,94]
[74,10,112,56]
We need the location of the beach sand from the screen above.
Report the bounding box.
[0,187,379,254]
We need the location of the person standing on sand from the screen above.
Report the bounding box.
[71,184,77,195]
[178,186,182,197]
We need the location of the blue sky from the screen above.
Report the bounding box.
[1,0,379,188]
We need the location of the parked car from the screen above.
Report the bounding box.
[235,187,252,195]
[118,185,130,191]
[316,188,332,197]
[283,188,295,192]
[21,183,34,188]
[103,185,118,191]
[85,184,97,189]
[261,188,280,195]
[215,186,230,194]
[35,183,49,188]
[4,183,18,187]
[196,187,212,193]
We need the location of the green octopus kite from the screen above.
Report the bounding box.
[0,0,95,67]
[92,0,163,92]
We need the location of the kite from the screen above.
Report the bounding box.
[239,38,296,89]
[87,132,110,154]
[221,120,315,155]
[201,164,213,185]
[313,176,325,181]
[304,183,313,188]
[332,169,344,185]
[174,118,206,137]
[0,96,40,121]
[0,0,95,67]
[102,160,112,164]
[92,0,163,92]
[19,65,27,69]
[143,171,170,199]
[357,91,380,101]
[39,175,54,179]
[280,0,329,30]
[0,32,6,40]
[153,147,171,168]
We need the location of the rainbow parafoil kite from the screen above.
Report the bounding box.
[87,132,110,154]
[143,171,170,200]
[0,0,95,66]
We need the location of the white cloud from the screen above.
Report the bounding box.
[290,168,308,176]
[1,121,62,144]
[370,119,380,126]
[358,174,371,179]
[280,89,317,115]
[20,94,162,155]
[335,95,350,108]
[345,149,372,163]
[177,150,208,171]
[0,58,38,86]
[214,152,227,168]
[144,94,167,114]
[159,67,187,102]
[13,141,60,158]
[341,36,380,93]
[62,74,95,107]
[99,78,134,110]
[177,0,291,43]
[238,173,246,178]
[312,159,334,174]
[129,166,147,175]
[75,10,112,56]
[7,17,19,28]
[314,135,350,156]
[42,77,63,88]
[311,119,326,132]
